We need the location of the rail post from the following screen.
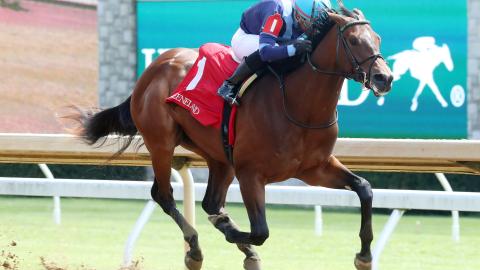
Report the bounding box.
[38,164,61,225]
[435,173,460,242]
[372,209,405,270]
[314,205,323,236]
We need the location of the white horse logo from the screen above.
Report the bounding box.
[378,36,454,111]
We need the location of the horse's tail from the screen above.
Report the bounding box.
[69,96,137,157]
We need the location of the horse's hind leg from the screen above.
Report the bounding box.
[299,156,373,270]
[148,148,203,270]
[201,160,261,270]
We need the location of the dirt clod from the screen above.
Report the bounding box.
[40,257,66,270]
[118,258,144,270]
[1,251,19,270]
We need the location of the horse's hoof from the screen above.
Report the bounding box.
[185,254,203,270]
[243,256,261,270]
[354,254,372,270]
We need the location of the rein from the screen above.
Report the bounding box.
[273,19,383,130]
[268,65,339,130]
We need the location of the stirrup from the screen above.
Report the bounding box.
[218,82,240,106]
[218,90,240,106]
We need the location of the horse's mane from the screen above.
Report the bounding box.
[291,0,363,54]
[309,9,335,48]
[337,0,359,19]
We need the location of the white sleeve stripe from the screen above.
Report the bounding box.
[270,19,278,33]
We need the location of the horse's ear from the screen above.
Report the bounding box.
[327,12,349,25]
[352,9,366,20]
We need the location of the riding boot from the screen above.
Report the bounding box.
[217,61,254,106]
[217,51,264,106]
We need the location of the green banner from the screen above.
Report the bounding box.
[137,0,467,139]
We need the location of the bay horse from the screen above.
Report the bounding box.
[74,5,393,270]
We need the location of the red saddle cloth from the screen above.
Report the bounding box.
[166,43,239,129]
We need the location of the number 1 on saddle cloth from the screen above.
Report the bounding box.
[166,43,240,129]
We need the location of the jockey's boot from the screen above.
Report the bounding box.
[217,61,254,106]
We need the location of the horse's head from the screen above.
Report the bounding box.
[321,5,393,96]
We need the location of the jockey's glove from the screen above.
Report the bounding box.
[291,39,312,55]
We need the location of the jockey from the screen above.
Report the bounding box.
[218,0,332,105]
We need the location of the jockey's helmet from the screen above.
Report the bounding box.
[293,0,332,31]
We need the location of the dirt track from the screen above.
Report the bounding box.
[1,240,143,270]
[0,0,97,133]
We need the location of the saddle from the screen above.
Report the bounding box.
[166,43,307,164]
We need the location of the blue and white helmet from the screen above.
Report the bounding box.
[293,0,332,31]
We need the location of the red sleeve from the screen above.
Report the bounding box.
[261,13,284,37]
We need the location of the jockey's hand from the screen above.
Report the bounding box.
[292,39,312,55]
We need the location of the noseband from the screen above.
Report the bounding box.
[307,20,384,90]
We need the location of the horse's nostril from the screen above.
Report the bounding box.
[387,74,394,84]
[373,74,386,83]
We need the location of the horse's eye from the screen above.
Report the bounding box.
[349,37,360,46]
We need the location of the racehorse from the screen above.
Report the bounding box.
[381,36,453,111]
[73,3,393,270]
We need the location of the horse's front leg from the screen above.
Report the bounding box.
[207,213,262,270]
[298,156,373,270]
[206,169,266,270]
[201,160,261,270]
[208,170,269,246]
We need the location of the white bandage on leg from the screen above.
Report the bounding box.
[231,28,260,63]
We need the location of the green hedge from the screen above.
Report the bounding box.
[361,172,480,192]
[0,164,146,180]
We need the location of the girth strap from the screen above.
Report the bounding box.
[221,101,234,164]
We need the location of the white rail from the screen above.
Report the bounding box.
[2,178,480,212]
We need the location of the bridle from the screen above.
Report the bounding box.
[306,19,384,92]
[270,17,385,130]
